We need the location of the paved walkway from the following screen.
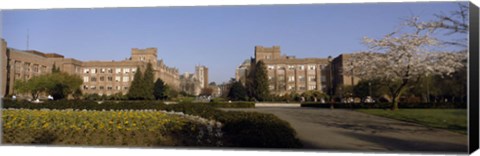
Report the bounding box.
[222,107,468,153]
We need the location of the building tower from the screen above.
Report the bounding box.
[195,65,209,89]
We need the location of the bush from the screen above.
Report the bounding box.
[3,100,301,148]
[2,100,166,110]
[162,103,302,148]
[2,109,221,146]
[301,102,467,109]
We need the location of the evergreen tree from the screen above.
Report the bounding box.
[245,60,256,100]
[228,80,247,101]
[153,78,168,100]
[253,60,270,101]
[127,67,144,100]
[143,63,155,100]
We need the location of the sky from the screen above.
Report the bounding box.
[0,2,467,84]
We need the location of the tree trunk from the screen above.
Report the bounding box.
[392,95,400,111]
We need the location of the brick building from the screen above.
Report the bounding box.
[0,39,180,98]
[236,46,359,96]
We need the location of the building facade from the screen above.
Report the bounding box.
[179,65,210,96]
[0,39,180,98]
[236,46,359,96]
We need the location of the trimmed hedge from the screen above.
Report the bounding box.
[2,100,166,110]
[2,100,255,110]
[2,100,301,148]
[162,103,301,148]
[301,102,467,109]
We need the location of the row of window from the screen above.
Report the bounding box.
[83,68,137,74]
[268,75,327,82]
[83,76,133,83]
[269,85,326,91]
[83,85,129,91]
[267,64,326,70]
[14,61,48,73]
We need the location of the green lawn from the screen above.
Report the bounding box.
[357,109,467,134]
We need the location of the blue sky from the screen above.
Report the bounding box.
[1,2,466,83]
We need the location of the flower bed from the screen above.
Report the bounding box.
[2,109,222,147]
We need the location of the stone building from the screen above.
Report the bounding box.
[179,65,210,96]
[179,72,202,96]
[236,45,359,96]
[0,39,180,98]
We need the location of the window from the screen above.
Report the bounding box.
[91,68,97,74]
[309,76,316,82]
[288,76,295,82]
[308,65,316,70]
[124,86,129,90]
[99,86,105,90]
[107,76,113,81]
[91,77,97,82]
[124,68,130,74]
[83,85,88,90]
[268,76,273,80]
[298,76,305,82]
[298,65,305,70]
[309,85,317,90]
[132,68,137,73]
[268,65,275,70]
[33,64,39,73]
[269,85,274,90]
[83,76,89,82]
[91,86,96,90]
[299,86,306,90]
[84,69,89,74]
[116,86,121,90]
[288,65,295,70]
[107,68,113,73]
[115,76,121,82]
[116,68,121,74]
[100,68,106,73]
[123,76,129,82]
[100,76,105,81]
[107,86,113,90]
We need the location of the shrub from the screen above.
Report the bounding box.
[3,100,301,148]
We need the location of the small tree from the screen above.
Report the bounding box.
[127,67,144,100]
[228,80,247,101]
[153,78,168,100]
[247,60,270,101]
[143,63,155,100]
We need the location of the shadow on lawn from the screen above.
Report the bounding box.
[339,131,468,153]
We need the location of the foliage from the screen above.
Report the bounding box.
[353,79,388,99]
[345,19,466,110]
[143,63,155,100]
[14,72,82,100]
[199,87,214,97]
[2,109,222,146]
[3,100,301,148]
[153,78,168,100]
[246,60,270,101]
[127,67,144,100]
[227,80,247,101]
[357,109,467,134]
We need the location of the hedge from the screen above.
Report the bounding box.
[301,102,467,109]
[2,100,255,110]
[2,100,301,148]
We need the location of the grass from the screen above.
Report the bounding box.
[357,109,467,134]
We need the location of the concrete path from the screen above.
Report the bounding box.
[222,107,468,154]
